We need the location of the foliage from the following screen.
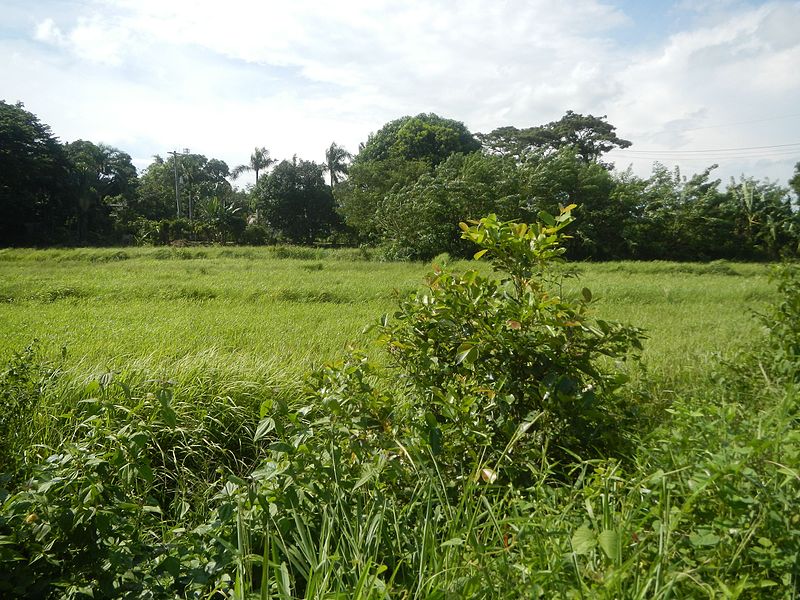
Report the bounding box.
[63,140,139,243]
[0,101,73,245]
[375,152,524,259]
[256,157,340,244]
[380,209,645,481]
[335,113,481,242]
[135,152,235,223]
[790,161,800,198]
[357,113,480,165]
[232,147,276,185]
[323,142,352,187]
[757,264,800,383]
[0,232,799,597]
[2,102,798,260]
[478,110,632,165]
[0,342,59,480]
[0,376,261,598]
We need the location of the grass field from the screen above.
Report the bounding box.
[1,246,797,599]
[0,246,774,389]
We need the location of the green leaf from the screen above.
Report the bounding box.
[137,461,154,484]
[353,462,381,490]
[581,287,592,302]
[598,529,621,561]
[159,555,181,578]
[269,441,294,454]
[538,210,556,227]
[571,525,596,554]
[259,398,273,418]
[689,531,720,547]
[473,249,488,260]
[254,417,275,442]
[160,404,177,428]
[455,343,477,365]
[424,411,439,429]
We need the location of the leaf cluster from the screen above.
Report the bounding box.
[380,208,644,483]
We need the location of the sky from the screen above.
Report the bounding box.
[2,0,799,189]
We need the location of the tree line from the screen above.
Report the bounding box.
[2,100,799,260]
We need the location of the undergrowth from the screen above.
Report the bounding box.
[0,213,797,598]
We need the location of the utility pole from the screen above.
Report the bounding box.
[169,150,180,218]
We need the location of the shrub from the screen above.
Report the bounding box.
[380,208,645,483]
[241,223,273,246]
[0,342,59,480]
[759,263,800,383]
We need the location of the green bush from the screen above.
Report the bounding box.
[380,208,645,483]
[760,263,800,383]
[0,342,59,480]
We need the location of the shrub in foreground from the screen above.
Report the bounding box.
[1,215,798,598]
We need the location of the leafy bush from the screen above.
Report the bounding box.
[380,208,644,483]
[0,342,59,480]
[241,223,273,245]
[759,263,800,383]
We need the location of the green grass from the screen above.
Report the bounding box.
[0,248,773,391]
[2,247,795,599]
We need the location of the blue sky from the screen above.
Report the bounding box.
[2,0,799,188]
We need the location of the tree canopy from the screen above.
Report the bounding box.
[0,101,72,244]
[256,158,339,244]
[477,111,632,165]
[0,101,797,260]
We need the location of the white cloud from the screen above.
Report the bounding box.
[4,0,799,186]
[34,18,65,45]
[605,2,800,181]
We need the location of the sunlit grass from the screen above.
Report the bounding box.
[0,249,774,394]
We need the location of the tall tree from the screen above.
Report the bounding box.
[256,157,338,243]
[357,113,481,165]
[0,101,72,245]
[790,161,800,198]
[323,142,351,187]
[64,140,138,242]
[232,147,276,185]
[136,153,233,221]
[478,111,631,166]
[335,113,481,241]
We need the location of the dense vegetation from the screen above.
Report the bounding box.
[0,212,798,597]
[3,100,799,261]
[2,96,799,596]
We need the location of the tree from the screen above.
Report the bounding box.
[136,153,234,223]
[375,152,525,259]
[323,142,351,188]
[478,111,632,166]
[790,162,800,198]
[256,157,339,243]
[198,196,246,244]
[134,156,178,221]
[357,113,480,165]
[0,101,72,245]
[727,177,798,259]
[335,113,481,242]
[232,147,275,185]
[64,140,138,242]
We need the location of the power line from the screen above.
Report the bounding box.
[612,150,799,160]
[616,142,800,154]
[615,157,797,164]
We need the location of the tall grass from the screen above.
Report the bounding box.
[0,248,794,598]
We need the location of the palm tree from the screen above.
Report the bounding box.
[232,147,276,185]
[323,142,352,188]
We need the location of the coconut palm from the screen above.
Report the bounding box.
[323,142,352,188]
[231,147,276,185]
